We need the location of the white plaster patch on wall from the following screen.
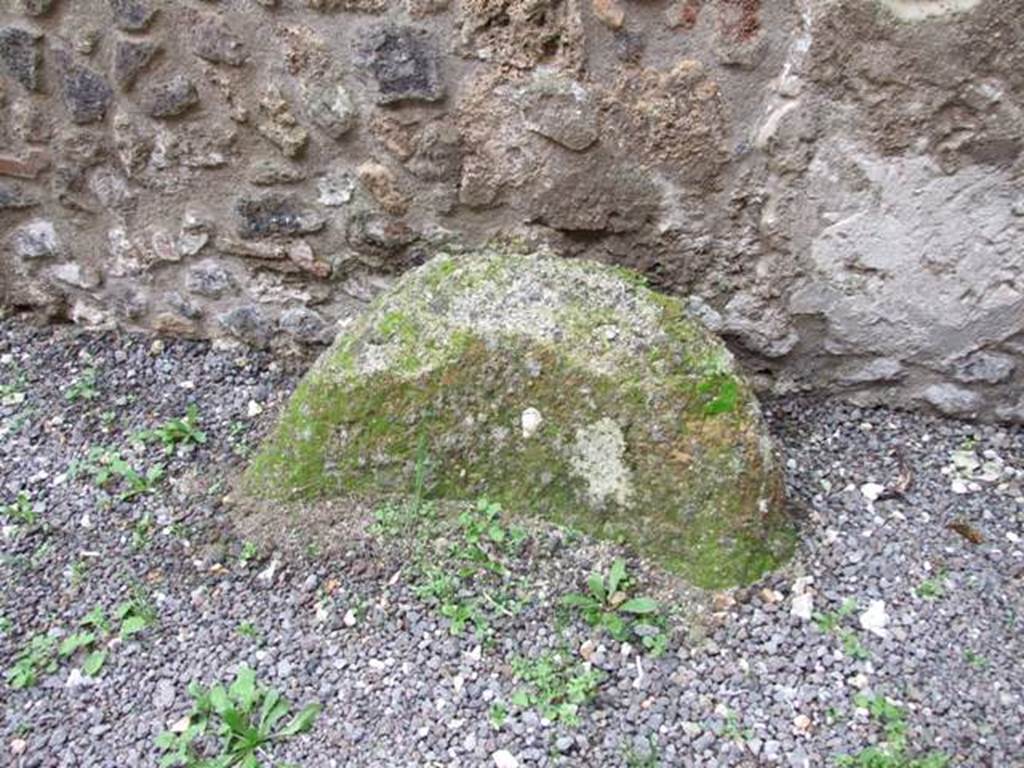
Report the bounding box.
[877,0,981,21]
[789,139,1024,361]
[569,418,635,510]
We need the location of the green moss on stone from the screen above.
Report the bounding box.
[241,249,795,589]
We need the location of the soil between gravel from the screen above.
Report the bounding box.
[1,319,1022,768]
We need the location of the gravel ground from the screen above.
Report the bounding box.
[1,318,1022,768]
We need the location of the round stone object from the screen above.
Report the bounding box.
[240,248,795,588]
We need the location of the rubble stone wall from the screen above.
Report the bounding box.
[1,0,1022,421]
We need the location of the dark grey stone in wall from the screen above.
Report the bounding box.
[235,195,326,240]
[21,0,57,17]
[145,75,199,119]
[55,51,113,124]
[109,0,157,31]
[358,26,444,105]
[113,38,160,90]
[0,27,42,92]
[191,14,246,66]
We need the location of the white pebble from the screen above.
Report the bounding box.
[492,750,520,768]
[859,600,889,638]
[791,592,814,621]
[860,483,886,501]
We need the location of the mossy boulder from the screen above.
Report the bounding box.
[241,248,795,588]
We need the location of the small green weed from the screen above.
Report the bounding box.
[0,364,27,406]
[509,651,603,727]
[58,629,107,677]
[841,631,871,661]
[915,574,946,601]
[132,514,155,550]
[116,595,156,637]
[721,707,752,741]
[0,491,36,525]
[488,703,508,729]
[815,598,859,633]
[238,541,260,566]
[414,565,489,638]
[69,558,91,588]
[562,558,667,655]
[450,498,527,572]
[72,446,164,501]
[6,634,57,689]
[155,665,321,768]
[237,622,262,643]
[66,368,100,403]
[815,599,871,660]
[964,650,988,671]
[136,405,207,454]
[624,735,660,768]
[835,694,951,768]
[404,498,527,639]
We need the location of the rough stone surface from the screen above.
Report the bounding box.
[54,51,112,124]
[242,249,794,588]
[0,0,1020,425]
[235,195,325,240]
[304,83,357,139]
[357,25,444,105]
[109,0,156,31]
[112,38,160,90]
[20,0,56,16]
[9,219,60,259]
[0,26,41,92]
[191,14,246,66]
[145,75,199,119]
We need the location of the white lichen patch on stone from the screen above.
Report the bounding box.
[568,418,635,510]
[521,407,543,438]
[876,0,980,21]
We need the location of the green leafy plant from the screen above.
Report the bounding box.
[915,574,946,601]
[815,599,871,660]
[137,405,208,454]
[238,541,260,567]
[721,707,752,741]
[841,631,871,661]
[66,367,100,403]
[72,446,165,501]
[6,634,57,689]
[624,735,660,768]
[229,421,254,459]
[0,491,36,525]
[58,630,107,677]
[0,364,27,406]
[964,649,988,671]
[414,565,490,638]
[562,559,666,654]
[155,665,321,768]
[237,622,262,643]
[116,596,155,638]
[450,498,527,573]
[488,703,508,729]
[836,694,951,768]
[815,598,859,633]
[509,651,603,726]
[132,514,155,550]
[404,497,526,639]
